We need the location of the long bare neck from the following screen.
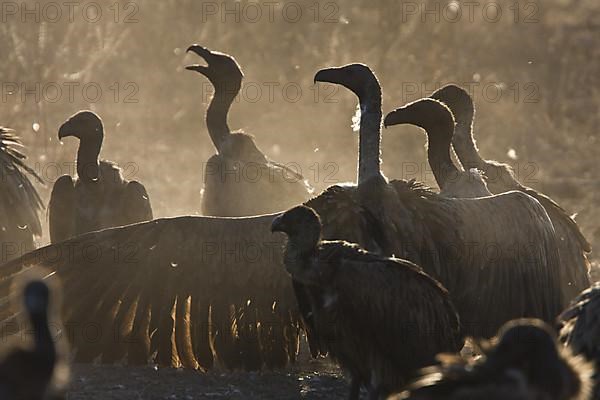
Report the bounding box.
[31,312,55,362]
[357,85,383,186]
[77,131,102,182]
[451,106,486,170]
[206,80,240,151]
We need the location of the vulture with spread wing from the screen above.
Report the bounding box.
[430,84,591,303]
[272,205,462,399]
[0,129,43,263]
[186,45,311,217]
[48,110,153,244]
[559,283,600,399]
[394,319,593,400]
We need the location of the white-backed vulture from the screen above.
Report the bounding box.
[0,65,563,370]
[559,283,600,399]
[271,205,463,399]
[383,98,491,198]
[430,84,591,302]
[394,319,594,400]
[0,129,43,263]
[186,45,311,217]
[318,64,564,338]
[48,110,153,243]
[0,280,60,399]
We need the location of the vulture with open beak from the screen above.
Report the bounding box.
[186,44,311,217]
[394,319,594,400]
[48,110,153,243]
[0,129,43,263]
[272,205,463,400]
[430,84,591,303]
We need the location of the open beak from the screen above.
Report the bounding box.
[186,44,212,74]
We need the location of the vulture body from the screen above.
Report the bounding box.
[0,65,563,369]
[0,281,60,400]
[559,283,600,399]
[430,84,591,302]
[272,205,463,399]
[0,129,43,263]
[186,45,311,217]
[48,111,153,243]
[383,98,491,198]
[395,319,593,400]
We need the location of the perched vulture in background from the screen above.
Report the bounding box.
[383,98,491,198]
[0,280,67,400]
[186,45,311,217]
[430,84,591,303]
[394,319,594,400]
[0,129,43,263]
[271,205,463,399]
[48,110,153,243]
[559,283,600,399]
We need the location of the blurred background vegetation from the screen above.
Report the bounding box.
[0,0,597,269]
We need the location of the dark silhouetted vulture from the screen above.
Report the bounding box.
[0,280,62,400]
[186,45,311,217]
[559,283,600,399]
[430,84,591,303]
[383,98,491,198]
[395,319,594,400]
[0,129,43,263]
[272,205,463,399]
[48,110,153,243]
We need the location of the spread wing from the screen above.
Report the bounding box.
[48,176,76,244]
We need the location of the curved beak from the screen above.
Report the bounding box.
[383,108,404,128]
[314,67,342,85]
[58,120,73,140]
[270,214,285,233]
[185,44,212,74]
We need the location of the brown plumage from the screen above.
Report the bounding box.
[395,319,594,400]
[186,45,311,217]
[48,110,153,243]
[0,129,43,263]
[384,98,491,198]
[430,84,591,303]
[0,280,62,400]
[271,205,463,399]
[559,283,600,399]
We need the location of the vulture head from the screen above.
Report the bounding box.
[430,84,474,128]
[58,110,104,141]
[314,63,380,101]
[272,206,322,282]
[186,44,243,95]
[24,280,50,318]
[384,98,455,135]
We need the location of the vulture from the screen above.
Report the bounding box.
[394,319,594,400]
[0,64,562,370]
[430,84,591,302]
[0,280,63,400]
[0,129,43,262]
[559,283,600,399]
[185,44,311,217]
[48,110,153,243]
[383,98,491,198]
[271,205,463,399]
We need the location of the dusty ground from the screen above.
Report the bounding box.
[66,359,348,400]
